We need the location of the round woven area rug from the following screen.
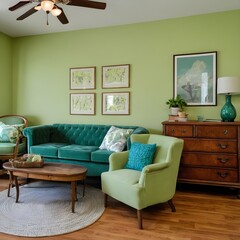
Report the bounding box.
[0,181,105,237]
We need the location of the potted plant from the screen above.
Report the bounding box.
[166,95,187,115]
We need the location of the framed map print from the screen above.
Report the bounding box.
[70,67,96,90]
[102,64,130,88]
[70,93,95,115]
[102,92,130,115]
[173,52,217,106]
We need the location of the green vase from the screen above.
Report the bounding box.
[220,95,236,122]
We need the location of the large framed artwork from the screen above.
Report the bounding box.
[102,64,130,88]
[173,51,217,106]
[70,93,95,115]
[70,67,96,90]
[102,92,130,115]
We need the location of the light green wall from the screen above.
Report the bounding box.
[0,33,12,115]
[12,10,240,132]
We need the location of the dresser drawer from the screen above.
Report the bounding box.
[183,139,237,153]
[165,125,193,137]
[196,126,237,139]
[178,167,238,183]
[181,153,238,168]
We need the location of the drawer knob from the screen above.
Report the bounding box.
[223,130,228,135]
[217,143,229,149]
[182,129,187,133]
[217,172,229,179]
[171,129,175,133]
[217,157,230,164]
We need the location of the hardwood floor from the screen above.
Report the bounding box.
[0,176,239,240]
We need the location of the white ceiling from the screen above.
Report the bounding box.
[0,0,240,37]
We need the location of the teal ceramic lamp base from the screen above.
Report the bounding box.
[220,95,236,122]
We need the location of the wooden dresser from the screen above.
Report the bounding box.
[162,121,240,197]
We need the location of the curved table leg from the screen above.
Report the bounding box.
[71,181,76,213]
[7,171,14,197]
[83,180,86,197]
[14,176,19,203]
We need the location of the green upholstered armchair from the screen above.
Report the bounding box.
[0,115,28,171]
[101,134,184,229]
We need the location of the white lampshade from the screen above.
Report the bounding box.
[51,7,62,16]
[217,76,240,95]
[41,0,54,12]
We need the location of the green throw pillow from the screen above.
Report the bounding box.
[99,126,133,152]
[125,142,156,171]
[0,122,24,143]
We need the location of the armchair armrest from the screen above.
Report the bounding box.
[138,162,170,187]
[142,162,169,173]
[109,151,129,171]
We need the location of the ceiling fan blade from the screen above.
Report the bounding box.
[67,0,106,10]
[57,7,69,24]
[17,7,38,20]
[9,1,31,11]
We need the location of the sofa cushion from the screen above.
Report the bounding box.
[99,126,133,152]
[58,145,99,161]
[91,149,113,163]
[30,143,68,158]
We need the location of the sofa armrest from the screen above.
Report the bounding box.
[127,127,149,149]
[23,125,52,152]
[132,127,149,135]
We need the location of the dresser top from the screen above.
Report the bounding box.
[162,120,240,126]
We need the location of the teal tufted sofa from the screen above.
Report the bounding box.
[23,124,148,176]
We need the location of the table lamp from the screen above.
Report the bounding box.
[217,76,240,122]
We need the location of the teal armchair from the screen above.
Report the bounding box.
[101,134,184,229]
[0,115,28,170]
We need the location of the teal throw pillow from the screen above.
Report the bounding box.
[125,142,156,171]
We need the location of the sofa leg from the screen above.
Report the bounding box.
[137,210,143,229]
[104,193,108,208]
[168,199,176,212]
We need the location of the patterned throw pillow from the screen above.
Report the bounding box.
[99,126,133,152]
[125,142,156,171]
[0,122,24,143]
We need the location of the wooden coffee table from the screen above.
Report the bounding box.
[3,162,87,213]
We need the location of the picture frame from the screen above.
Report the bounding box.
[102,92,130,115]
[173,51,217,106]
[70,67,96,90]
[70,93,95,115]
[102,64,130,88]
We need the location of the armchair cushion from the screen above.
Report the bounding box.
[125,142,156,171]
[99,126,133,152]
[0,142,26,155]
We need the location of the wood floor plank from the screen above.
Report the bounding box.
[0,177,239,240]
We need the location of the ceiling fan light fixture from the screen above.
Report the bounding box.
[34,5,42,11]
[41,0,54,12]
[51,6,62,17]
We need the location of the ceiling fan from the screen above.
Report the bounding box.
[9,0,107,25]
